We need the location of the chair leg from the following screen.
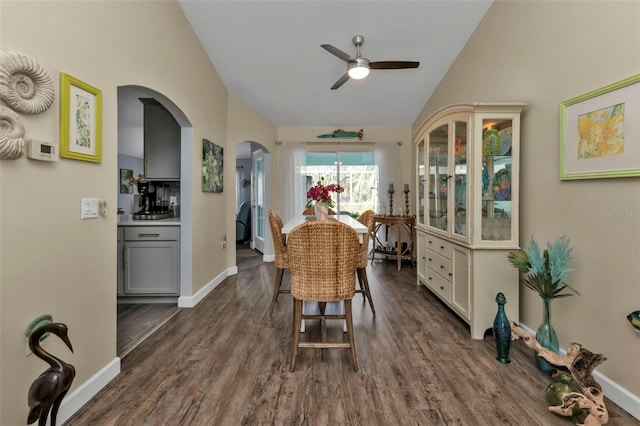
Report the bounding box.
[269,268,284,316]
[344,299,358,372]
[356,269,366,298]
[290,298,302,372]
[357,268,376,316]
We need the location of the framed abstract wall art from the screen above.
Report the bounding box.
[120,169,133,194]
[560,74,640,180]
[202,138,223,192]
[59,73,102,163]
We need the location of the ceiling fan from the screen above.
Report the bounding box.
[321,35,419,90]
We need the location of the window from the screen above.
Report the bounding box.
[303,151,377,216]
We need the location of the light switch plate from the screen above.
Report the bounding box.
[81,198,100,219]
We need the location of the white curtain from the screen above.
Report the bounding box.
[277,142,307,222]
[375,142,400,215]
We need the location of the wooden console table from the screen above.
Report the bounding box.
[370,215,416,271]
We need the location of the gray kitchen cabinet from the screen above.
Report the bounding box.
[141,98,181,180]
[122,226,179,295]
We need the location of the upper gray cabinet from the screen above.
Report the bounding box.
[141,98,180,180]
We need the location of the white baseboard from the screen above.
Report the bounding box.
[56,357,120,425]
[178,266,237,307]
[517,323,640,420]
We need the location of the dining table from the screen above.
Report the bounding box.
[281,214,368,242]
[281,214,369,332]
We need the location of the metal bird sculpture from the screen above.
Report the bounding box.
[627,310,640,334]
[27,322,75,426]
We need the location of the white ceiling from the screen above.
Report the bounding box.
[178,0,493,128]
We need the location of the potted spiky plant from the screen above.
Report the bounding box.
[507,236,579,373]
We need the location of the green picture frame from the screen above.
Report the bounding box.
[59,72,102,163]
[560,73,640,180]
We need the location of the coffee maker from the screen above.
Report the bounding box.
[136,180,155,214]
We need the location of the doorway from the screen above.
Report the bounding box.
[116,85,193,357]
[235,141,272,261]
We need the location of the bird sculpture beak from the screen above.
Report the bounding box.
[61,334,74,353]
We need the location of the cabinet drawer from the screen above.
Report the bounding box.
[426,234,452,258]
[425,269,452,302]
[426,249,452,280]
[124,226,178,241]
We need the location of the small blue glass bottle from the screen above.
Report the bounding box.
[493,292,511,363]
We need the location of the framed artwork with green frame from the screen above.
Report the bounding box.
[560,73,640,180]
[59,72,102,163]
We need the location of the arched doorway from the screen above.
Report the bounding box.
[116,85,193,356]
[235,141,273,262]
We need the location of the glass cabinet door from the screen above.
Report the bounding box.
[452,120,468,238]
[428,124,448,232]
[417,139,425,226]
[481,118,513,241]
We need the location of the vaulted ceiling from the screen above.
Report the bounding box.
[178,0,493,128]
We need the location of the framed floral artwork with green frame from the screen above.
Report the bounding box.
[59,72,102,163]
[560,73,640,180]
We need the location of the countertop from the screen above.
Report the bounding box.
[117,215,181,226]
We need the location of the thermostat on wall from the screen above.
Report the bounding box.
[26,140,57,161]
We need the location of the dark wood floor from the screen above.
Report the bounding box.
[117,303,180,357]
[69,255,638,425]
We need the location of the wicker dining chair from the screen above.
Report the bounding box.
[286,220,360,372]
[302,206,336,215]
[356,210,376,315]
[268,210,290,316]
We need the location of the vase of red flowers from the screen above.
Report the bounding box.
[306,177,343,220]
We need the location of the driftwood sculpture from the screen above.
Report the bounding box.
[510,321,608,426]
[27,323,76,426]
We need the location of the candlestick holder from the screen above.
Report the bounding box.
[404,189,410,216]
[388,190,394,216]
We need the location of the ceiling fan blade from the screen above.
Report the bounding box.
[330,73,350,90]
[321,44,354,63]
[370,61,420,70]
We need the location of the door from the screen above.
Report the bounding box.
[252,149,267,253]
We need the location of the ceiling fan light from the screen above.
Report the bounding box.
[347,58,370,80]
[348,65,370,79]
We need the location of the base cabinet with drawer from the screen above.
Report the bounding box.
[423,234,470,321]
[417,230,518,339]
[120,226,179,296]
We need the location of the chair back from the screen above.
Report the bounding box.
[357,210,375,268]
[287,221,359,302]
[302,206,336,216]
[267,210,288,268]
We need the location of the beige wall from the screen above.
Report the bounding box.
[0,1,250,424]
[414,0,640,400]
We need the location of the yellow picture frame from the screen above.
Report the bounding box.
[59,72,102,163]
[560,73,640,180]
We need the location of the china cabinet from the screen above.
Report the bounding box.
[414,102,525,339]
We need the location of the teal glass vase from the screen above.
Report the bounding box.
[493,292,511,363]
[535,297,559,373]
